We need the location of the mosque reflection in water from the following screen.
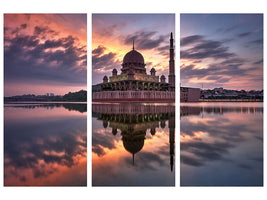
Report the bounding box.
[180,102,263,186]
[92,103,175,186]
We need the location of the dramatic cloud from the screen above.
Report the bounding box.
[124,31,165,50]
[180,35,203,46]
[4,14,87,96]
[237,31,252,38]
[34,26,58,36]
[180,14,263,90]
[92,45,121,71]
[180,36,235,60]
[5,26,86,85]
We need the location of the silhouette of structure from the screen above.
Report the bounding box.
[92,33,175,102]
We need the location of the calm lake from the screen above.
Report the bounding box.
[4,103,87,186]
[180,102,263,186]
[92,102,175,186]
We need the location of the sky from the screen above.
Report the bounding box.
[92,14,175,85]
[4,14,87,96]
[180,14,263,90]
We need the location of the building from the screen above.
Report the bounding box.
[92,33,175,102]
[180,87,200,102]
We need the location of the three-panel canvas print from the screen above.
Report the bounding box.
[3,13,263,187]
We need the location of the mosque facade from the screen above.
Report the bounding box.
[92,33,175,102]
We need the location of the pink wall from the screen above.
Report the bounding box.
[93,91,175,102]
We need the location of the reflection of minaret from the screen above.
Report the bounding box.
[169,114,175,172]
[168,32,175,87]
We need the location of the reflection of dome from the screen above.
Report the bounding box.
[123,138,144,155]
[123,50,144,65]
[122,133,145,165]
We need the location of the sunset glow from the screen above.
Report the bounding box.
[4,14,87,96]
[92,14,175,84]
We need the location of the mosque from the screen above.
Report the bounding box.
[92,33,175,102]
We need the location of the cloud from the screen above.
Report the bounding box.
[92,45,121,73]
[34,26,57,36]
[20,24,27,29]
[243,39,263,49]
[10,23,28,34]
[253,59,263,65]
[124,31,165,50]
[215,25,239,34]
[224,25,238,33]
[156,45,169,57]
[181,155,203,166]
[4,24,86,85]
[180,36,235,60]
[237,32,252,38]
[180,35,258,85]
[180,35,203,46]
[247,39,263,46]
[92,45,106,56]
[94,23,125,38]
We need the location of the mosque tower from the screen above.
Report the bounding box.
[168,32,175,87]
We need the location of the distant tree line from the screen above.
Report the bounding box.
[4,90,87,103]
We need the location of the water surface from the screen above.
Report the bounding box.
[4,103,87,186]
[92,102,175,186]
[180,102,263,186]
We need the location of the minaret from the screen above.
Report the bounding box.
[168,32,175,87]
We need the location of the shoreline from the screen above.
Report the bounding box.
[197,99,262,102]
[4,101,87,105]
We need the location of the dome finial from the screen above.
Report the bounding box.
[133,40,134,50]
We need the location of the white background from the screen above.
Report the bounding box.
[0,0,266,199]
